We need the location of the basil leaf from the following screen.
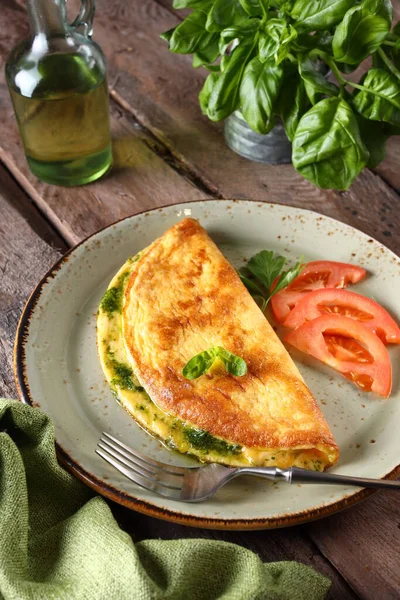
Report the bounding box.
[160,28,175,43]
[356,115,393,168]
[337,61,361,74]
[391,45,400,70]
[208,39,256,121]
[199,71,220,114]
[298,56,339,105]
[206,0,249,33]
[240,57,283,134]
[215,347,248,376]
[292,97,369,190]
[392,20,400,36]
[182,347,247,379]
[182,348,217,379]
[277,25,298,62]
[169,10,211,54]
[219,19,261,55]
[275,0,294,7]
[279,70,310,141]
[173,0,213,7]
[291,0,354,31]
[259,19,286,62]
[193,35,220,67]
[388,27,400,65]
[333,0,393,65]
[246,250,286,291]
[291,32,330,53]
[316,32,333,52]
[291,33,319,53]
[239,0,267,16]
[220,54,231,72]
[352,68,400,127]
[258,19,297,63]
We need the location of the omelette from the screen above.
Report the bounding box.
[97,218,339,471]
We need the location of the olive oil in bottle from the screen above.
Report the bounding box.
[8,54,111,186]
[5,0,112,186]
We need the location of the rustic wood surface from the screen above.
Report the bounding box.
[1,0,399,598]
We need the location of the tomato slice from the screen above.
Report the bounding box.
[283,288,400,344]
[271,261,366,323]
[285,315,392,397]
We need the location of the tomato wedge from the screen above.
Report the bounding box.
[271,261,366,323]
[284,288,400,344]
[285,315,392,397]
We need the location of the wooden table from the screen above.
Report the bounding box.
[1,1,400,597]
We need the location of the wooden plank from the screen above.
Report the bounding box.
[111,506,358,600]
[373,137,400,193]
[155,0,190,19]
[306,490,400,600]
[0,165,66,397]
[0,95,209,246]
[332,168,400,255]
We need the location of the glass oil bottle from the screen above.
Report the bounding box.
[5,0,112,186]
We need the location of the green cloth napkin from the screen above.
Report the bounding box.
[0,398,331,600]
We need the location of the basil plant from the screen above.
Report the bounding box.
[161,0,400,190]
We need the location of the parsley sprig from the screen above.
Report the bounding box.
[239,250,304,312]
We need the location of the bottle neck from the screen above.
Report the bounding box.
[26,0,68,36]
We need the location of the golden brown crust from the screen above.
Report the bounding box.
[123,218,339,463]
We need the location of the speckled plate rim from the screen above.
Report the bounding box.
[14,198,400,531]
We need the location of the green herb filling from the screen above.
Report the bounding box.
[183,427,242,456]
[100,271,130,316]
[105,346,143,392]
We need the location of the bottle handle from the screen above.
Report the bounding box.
[71,0,96,37]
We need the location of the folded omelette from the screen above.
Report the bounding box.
[97,218,339,471]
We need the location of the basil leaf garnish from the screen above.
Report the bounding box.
[183,347,248,379]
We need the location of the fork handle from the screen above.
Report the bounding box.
[290,468,400,489]
[238,467,400,489]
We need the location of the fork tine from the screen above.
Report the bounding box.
[99,436,183,481]
[102,432,187,477]
[96,447,184,500]
[97,441,183,491]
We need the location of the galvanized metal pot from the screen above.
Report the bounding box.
[224,111,292,164]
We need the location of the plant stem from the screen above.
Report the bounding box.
[323,54,399,104]
[286,52,297,63]
[308,49,347,88]
[344,79,394,104]
[260,0,268,21]
[325,57,347,85]
[377,47,400,82]
[383,40,396,47]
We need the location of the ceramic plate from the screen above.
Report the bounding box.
[15,200,400,529]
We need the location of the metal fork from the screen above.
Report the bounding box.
[96,432,400,502]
